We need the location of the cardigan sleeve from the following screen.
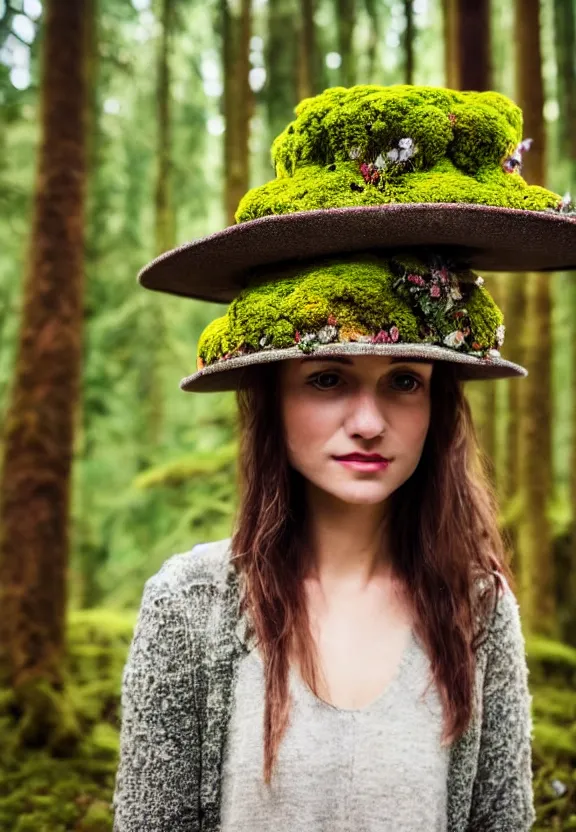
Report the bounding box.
[112,575,201,831]
[467,578,537,831]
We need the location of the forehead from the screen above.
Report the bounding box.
[296,356,434,369]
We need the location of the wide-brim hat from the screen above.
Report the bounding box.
[137,84,576,391]
[139,85,576,304]
[180,253,526,391]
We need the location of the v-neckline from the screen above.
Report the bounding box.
[289,628,417,715]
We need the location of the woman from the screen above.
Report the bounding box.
[112,85,576,831]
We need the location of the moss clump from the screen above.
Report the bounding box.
[235,84,561,222]
[0,608,136,832]
[196,253,504,366]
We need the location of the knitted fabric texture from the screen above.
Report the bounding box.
[196,253,504,371]
[236,85,567,222]
[112,539,537,831]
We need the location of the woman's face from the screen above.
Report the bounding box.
[279,355,433,506]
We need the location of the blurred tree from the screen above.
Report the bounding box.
[403,0,414,85]
[442,0,457,88]
[155,0,176,255]
[266,0,298,147]
[451,0,497,485]
[223,0,253,223]
[454,0,491,90]
[515,0,556,638]
[0,0,87,751]
[363,0,382,84]
[298,0,320,100]
[336,0,356,87]
[553,0,576,185]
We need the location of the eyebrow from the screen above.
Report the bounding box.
[299,356,433,365]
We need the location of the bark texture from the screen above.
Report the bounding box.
[0,0,87,750]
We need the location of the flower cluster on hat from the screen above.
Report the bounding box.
[352,137,418,187]
[554,192,576,215]
[502,138,532,174]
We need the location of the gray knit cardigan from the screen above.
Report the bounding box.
[112,538,537,831]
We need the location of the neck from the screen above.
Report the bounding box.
[302,481,393,590]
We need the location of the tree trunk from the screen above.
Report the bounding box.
[553,0,576,182]
[442,0,458,88]
[139,0,177,455]
[223,0,253,225]
[298,0,318,100]
[0,0,87,752]
[403,0,415,85]
[155,0,176,255]
[336,0,356,88]
[454,0,491,90]
[266,0,298,151]
[514,0,555,637]
[499,272,525,578]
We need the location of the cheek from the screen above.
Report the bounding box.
[281,390,340,458]
[402,400,431,450]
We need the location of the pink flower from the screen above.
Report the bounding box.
[407,274,426,286]
[390,326,400,342]
[372,329,392,344]
[430,285,441,298]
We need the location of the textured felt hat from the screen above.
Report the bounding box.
[140,84,576,303]
[180,252,526,392]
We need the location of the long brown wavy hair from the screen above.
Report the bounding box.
[230,358,513,784]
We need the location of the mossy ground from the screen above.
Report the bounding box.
[0,613,574,830]
[0,609,136,832]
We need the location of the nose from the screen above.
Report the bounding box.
[345,388,387,440]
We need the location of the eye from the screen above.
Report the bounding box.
[390,372,422,393]
[308,371,342,390]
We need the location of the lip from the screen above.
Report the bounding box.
[333,454,391,472]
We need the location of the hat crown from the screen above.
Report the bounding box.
[271,85,522,179]
[235,83,561,224]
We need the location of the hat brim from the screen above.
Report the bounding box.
[139,203,576,303]
[180,343,527,392]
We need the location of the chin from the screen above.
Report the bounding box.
[322,483,393,505]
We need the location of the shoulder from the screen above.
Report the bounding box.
[146,537,233,593]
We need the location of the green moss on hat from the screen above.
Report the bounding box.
[236,85,560,222]
[196,254,505,369]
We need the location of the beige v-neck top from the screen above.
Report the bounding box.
[220,626,450,831]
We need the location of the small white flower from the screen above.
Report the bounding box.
[488,348,501,358]
[398,137,413,150]
[475,276,485,287]
[444,330,466,348]
[259,335,269,348]
[496,324,506,346]
[349,147,361,160]
[300,332,317,345]
[375,153,387,168]
[386,148,399,163]
[317,325,338,344]
[450,286,462,300]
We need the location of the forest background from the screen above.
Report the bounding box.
[0,0,576,829]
